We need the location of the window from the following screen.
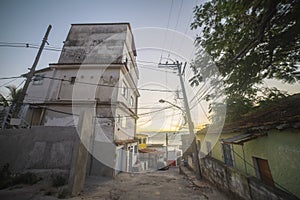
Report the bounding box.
[222,143,234,167]
[130,96,134,107]
[143,138,147,144]
[116,114,121,123]
[253,157,274,186]
[32,75,44,85]
[121,81,128,99]
[121,116,126,128]
[70,77,76,84]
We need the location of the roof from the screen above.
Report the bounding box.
[58,23,137,64]
[139,148,164,154]
[115,139,138,145]
[221,132,268,145]
[135,133,149,138]
[147,144,165,148]
[222,94,300,133]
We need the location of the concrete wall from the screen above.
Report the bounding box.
[87,141,116,177]
[201,157,251,199]
[0,126,79,173]
[24,68,56,104]
[200,156,299,200]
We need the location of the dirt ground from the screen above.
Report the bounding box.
[71,167,230,200]
[0,167,230,200]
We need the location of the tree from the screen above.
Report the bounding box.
[0,86,22,107]
[190,0,300,122]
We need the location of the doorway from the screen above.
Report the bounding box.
[252,156,274,186]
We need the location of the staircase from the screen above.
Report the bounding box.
[1,105,29,129]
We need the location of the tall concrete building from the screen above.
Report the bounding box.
[23,23,140,176]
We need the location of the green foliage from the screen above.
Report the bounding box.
[52,175,67,187]
[0,85,23,107]
[190,0,299,121]
[191,0,299,92]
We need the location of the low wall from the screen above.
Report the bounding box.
[200,157,299,200]
[0,126,79,174]
[200,156,250,200]
[187,155,194,170]
[248,177,299,200]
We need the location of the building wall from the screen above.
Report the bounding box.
[198,128,300,198]
[25,68,56,104]
[200,156,298,200]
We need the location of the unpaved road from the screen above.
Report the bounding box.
[0,167,229,200]
[71,167,227,200]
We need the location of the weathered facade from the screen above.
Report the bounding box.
[197,94,300,199]
[22,23,140,176]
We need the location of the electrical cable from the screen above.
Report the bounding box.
[40,75,177,93]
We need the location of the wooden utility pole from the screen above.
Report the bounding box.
[158,61,202,179]
[12,25,52,118]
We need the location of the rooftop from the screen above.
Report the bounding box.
[222,93,300,133]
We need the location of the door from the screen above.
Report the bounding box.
[253,157,274,186]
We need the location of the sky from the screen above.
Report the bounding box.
[0,0,299,132]
[0,0,210,132]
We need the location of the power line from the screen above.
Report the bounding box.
[139,64,176,74]
[160,0,174,60]
[29,103,175,120]
[40,75,177,93]
[0,77,21,87]
[0,76,23,80]
[168,0,184,55]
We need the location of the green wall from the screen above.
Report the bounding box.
[197,128,300,198]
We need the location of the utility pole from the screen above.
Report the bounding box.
[12,25,52,119]
[158,61,202,179]
[166,132,168,162]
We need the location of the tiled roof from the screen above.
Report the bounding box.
[222,94,300,133]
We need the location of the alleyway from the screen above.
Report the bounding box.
[72,167,230,200]
[0,167,230,200]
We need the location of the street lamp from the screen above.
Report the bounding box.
[158,99,184,112]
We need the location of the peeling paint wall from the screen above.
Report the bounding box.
[200,156,298,200]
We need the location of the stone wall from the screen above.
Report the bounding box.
[0,126,79,173]
[200,156,298,200]
[200,156,250,200]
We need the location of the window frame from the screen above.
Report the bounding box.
[222,143,235,167]
[70,76,76,85]
[121,81,128,99]
[130,96,134,107]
